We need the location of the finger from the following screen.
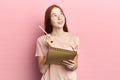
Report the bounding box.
[62,62,74,69]
[63,60,75,64]
[46,35,53,43]
[63,60,75,65]
[63,60,71,65]
[46,36,50,39]
[46,36,53,47]
[68,65,74,68]
[68,60,75,64]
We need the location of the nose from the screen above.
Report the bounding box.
[58,15,62,20]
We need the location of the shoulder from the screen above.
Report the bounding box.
[37,34,47,43]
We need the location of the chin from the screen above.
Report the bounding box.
[52,23,65,28]
[58,25,64,28]
[58,23,65,27]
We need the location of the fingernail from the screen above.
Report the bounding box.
[51,41,53,43]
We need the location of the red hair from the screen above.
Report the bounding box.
[44,4,68,33]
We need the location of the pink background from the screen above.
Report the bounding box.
[0,0,120,80]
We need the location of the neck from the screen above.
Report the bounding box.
[51,28,65,37]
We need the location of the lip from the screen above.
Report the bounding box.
[57,21,63,24]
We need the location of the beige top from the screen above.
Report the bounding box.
[35,32,80,80]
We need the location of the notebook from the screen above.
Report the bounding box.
[45,47,77,65]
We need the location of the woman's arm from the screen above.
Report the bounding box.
[37,56,49,74]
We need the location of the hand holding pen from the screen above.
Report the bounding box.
[38,25,53,47]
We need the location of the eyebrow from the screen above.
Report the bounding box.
[51,13,57,15]
[51,11,63,15]
[50,11,63,13]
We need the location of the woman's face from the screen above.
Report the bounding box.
[50,7,65,29]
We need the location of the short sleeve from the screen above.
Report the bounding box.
[74,36,80,54]
[35,39,43,56]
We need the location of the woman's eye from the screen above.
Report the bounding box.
[60,12,63,15]
[52,14,57,17]
[53,14,57,17]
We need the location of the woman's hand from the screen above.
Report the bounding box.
[62,55,78,71]
[62,54,78,71]
[46,34,53,47]
[62,59,76,71]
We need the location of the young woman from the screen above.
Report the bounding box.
[35,4,80,80]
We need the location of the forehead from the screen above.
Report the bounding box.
[51,7,62,14]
